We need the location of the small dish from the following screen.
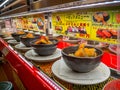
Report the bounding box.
[63,40,81,44]
[87,42,108,48]
[7,40,20,45]
[15,43,33,52]
[4,37,13,40]
[52,59,110,85]
[108,44,117,54]
[25,49,61,62]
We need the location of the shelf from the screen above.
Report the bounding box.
[0,5,29,16]
[1,0,26,12]
[0,0,120,19]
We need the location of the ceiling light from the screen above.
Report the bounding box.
[0,0,9,7]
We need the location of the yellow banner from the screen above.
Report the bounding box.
[52,10,120,44]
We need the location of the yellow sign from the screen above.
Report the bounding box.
[52,10,120,44]
[13,14,45,32]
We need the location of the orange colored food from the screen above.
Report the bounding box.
[102,30,111,38]
[116,14,120,23]
[17,31,25,34]
[34,36,52,44]
[24,33,34,38]
[37,22,42,26]
[110,29,117,36]
[94,13,104,22]
[74,44,97,57]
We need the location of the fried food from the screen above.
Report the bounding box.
[25,33,34,38]
[17,31,25,34]
[74,44,97,57]
[34,36,52,44]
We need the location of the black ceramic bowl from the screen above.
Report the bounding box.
[11,33,25,42]
[62,45,103,73]
[34,34,41,39]
[20,37,37,47]
[20,34,40,47]
[30,39,58,56]
[87,40,99,45]
[0,34,5,38]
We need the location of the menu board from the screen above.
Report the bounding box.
[113,11,120,24]
[32,14,44,31]
[4,19,14,36]
[5,19,12,28]
[52,10,120,44]
[12,14,45,32]
[15,17,23,29]
[52,12,92,39]
[91,11,118,44]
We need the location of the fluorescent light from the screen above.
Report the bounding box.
[0,0,9,7]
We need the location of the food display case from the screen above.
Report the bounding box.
[0,0,120,90]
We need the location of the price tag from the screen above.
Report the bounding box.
[1,47,9,56]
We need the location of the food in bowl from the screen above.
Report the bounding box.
[62,44,103,73]
[73,44,97,57]
[30,36,58,56]
[20,33,39,47]
[22,33,35,38]
[11,31,25,42]
[17,31,25,34]
[34,36,52,45]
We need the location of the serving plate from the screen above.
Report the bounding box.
[52,59,110,85]
[63,40,81,44]
[15,43,33,52]
[108,44,117,54]
[4,36,13,40]
[7,40,20,45]
[25,48,61,62]
[86,42,108,48]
